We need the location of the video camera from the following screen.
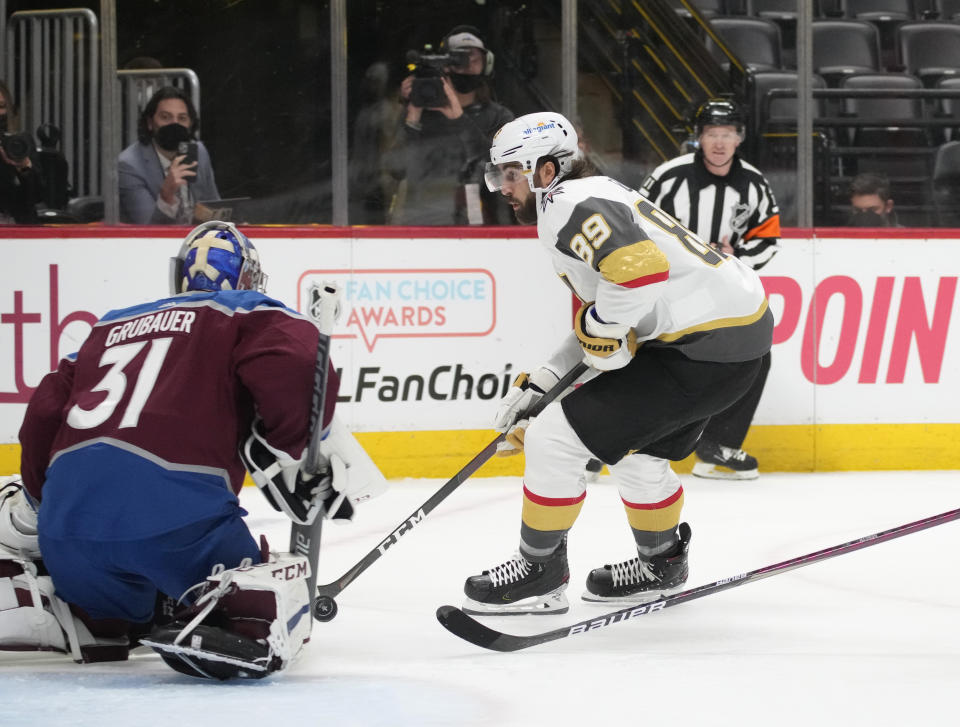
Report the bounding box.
[405,46,471,108]
[0,116,34,164]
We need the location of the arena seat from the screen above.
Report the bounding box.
[931,140,960,224]
[841,72,929,152]
[705,16,784,71]
[931,0,960,20]
[897,21,960,87]
[934,76,960,141]
[745,1,800,21]
[812,20,882,86]
[840,0,914,21]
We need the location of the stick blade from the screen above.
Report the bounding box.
[435,606,534,653]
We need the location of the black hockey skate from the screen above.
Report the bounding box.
[583,523,691,603]
[692,440,759,480]
[462,537,570,615]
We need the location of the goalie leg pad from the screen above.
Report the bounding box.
[0,555,69,653]
[0,551,129,662]
[140,552,312,680]
[0,476,40,558]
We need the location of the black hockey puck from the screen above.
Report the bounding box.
[314,595,338,621]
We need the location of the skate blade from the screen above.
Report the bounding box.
[580,583,685,605]
[461,589,569,616]
[692,462,758,480]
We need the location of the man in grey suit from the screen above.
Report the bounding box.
[118,86,220,224]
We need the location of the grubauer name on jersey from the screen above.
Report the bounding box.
[19,289,336,540]
[537,175,772,363]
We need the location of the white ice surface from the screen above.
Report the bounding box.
[2,470,958,727]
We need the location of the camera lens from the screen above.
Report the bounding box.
[411,78,446,108]
[2,133,32,163]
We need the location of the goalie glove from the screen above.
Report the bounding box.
[493,367,559,456]
[318,414,388,506]
[574,303,638,371]
[240,421,353,525]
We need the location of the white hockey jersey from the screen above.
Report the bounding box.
[538,174,772,363]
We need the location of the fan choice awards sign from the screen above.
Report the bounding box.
[302,269,496,353]
[1,227,958,476]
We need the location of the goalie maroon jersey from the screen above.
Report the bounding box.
[19,289,338,540]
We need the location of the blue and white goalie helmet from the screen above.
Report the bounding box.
[485,112,581,192]
[170,220,267,294]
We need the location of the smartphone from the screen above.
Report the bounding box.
[177,141,198,182]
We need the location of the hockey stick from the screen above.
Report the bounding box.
[289,282,341,608]
[312,361,589,618]
[436,505,960,652]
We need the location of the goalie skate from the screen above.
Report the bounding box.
[582,523,691,604]
[462,537,570,615]
[140,551,312,680]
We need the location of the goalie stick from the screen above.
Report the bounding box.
[436,505,960,652]
[289,281,341,607]
[313,361,589,614]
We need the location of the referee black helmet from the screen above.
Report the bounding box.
[694,98,745,138]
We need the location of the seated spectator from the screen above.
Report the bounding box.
[0,79,42,224]
[387,26,514,225]
[118,86,220,224]
[847,172,899,227]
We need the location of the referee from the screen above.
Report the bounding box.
[640,98,779,480]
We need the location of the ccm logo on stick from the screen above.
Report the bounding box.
[377,509,426,554]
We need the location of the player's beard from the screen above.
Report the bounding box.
[513,193,538,225]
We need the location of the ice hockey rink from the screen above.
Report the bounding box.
[1,469,958,727]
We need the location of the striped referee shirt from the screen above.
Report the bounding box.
[640,151,781,270]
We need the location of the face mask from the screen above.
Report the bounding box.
[449,73,483,94]
[154,123,191,152]
[847,209,890,227]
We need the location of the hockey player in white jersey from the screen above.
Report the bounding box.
[461,112,772,614]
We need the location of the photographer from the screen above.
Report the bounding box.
[388,26,514,225]
[0,80,42,224]
[118,86,220,225]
